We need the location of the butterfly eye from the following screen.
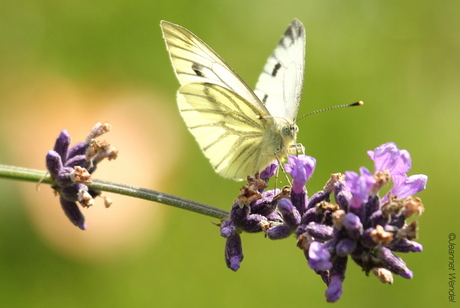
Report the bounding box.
[281,126,292,136]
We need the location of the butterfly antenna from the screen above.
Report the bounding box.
[296,101,363,122]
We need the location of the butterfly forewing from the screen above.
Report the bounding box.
[254,19,305,121]
[161,21,268,114]
[178,82,275,179]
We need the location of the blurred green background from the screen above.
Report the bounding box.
[0,0,458,307]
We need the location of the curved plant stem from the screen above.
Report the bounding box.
[0,164,229,219]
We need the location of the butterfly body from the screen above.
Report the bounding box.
[161,19,305,180]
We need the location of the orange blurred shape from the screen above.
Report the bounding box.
[1,74,183,263]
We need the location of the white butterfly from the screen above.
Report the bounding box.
[161,19,305,181]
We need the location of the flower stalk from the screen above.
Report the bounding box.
[0,164,229,220]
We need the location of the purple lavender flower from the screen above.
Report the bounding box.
[220,219,243,271]
[345,167,375,208]
[219,176,272,270]
[325,256,347,303]
[46,123,117,230]
[368,142,427,202]
[260,162,278,180]
[308,241,332,271]
[218,143,427,303]
[368,142,411,175]
[266,198,301,240]
[219,155,315,270]
[225,232,243,271]
[285,155,316,194]
[285,155,316,215]
[389,174,427,201]
[325,275,343,303]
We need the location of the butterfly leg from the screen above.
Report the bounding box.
[289,143,305,155]
[273,149,293,187]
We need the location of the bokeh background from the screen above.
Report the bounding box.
[0,1,458,307]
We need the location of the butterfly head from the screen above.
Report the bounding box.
[281,123,298,139]
[279,121,299,152]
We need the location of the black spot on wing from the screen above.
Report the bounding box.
[262,94,268,103]
[280,20,304,48]
[271,63,282,76]
[284,26,294,41]
[192,62,204,77]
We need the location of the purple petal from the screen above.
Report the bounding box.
[308,241,332,271]
[368,142,411,175]
[60,197,86,230]
[267,225,292,240]
[220,220,236,238]
[67,142,87,159]
[65,154,89,169]
[335,191,351,212]
[389,149,411,175]
[260,162,278,179]
[225,233,243,272]
[53,130,71,162]
[336,238,357,256]
[306,191,329,210]
[46,150,64,177]
[388,239,423,253]
[230,202,250,225]
[379,247,413,279]
[306,222,334,241]
[326,255,347,302]
[277,198,301,228]
[60,184,88,202]
[301,207,321,225]
[390,174,428,199]
[325,275,343,303]
[284,155,316,194]
[266,211,283,222]
[250,189,279,216]
[240,214,265,233]
[290,189,307,216]
[343,213,363,240]
[345,167,375,208]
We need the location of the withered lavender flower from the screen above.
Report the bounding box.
[46,123,118,229]
[219,142,427,302]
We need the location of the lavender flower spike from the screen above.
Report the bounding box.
[216,142,427,303]
[46,123,117,229]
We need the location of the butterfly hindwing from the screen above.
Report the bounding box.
[254,19,305,121]
[178,82,276,179]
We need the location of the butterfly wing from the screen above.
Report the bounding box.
[161,20,303,180]
[161,20,269,114]
[254,19,306,121]
[178,82,277,180]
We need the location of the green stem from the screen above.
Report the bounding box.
[0,164,229,219]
